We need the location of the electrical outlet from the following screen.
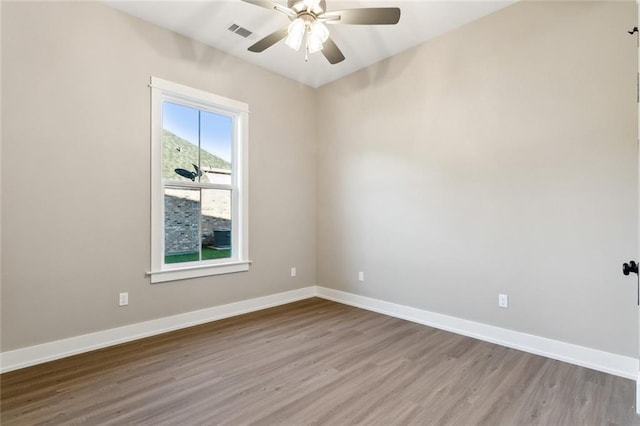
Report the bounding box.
[498,293,508,308]
[119,292,129,306]
[291,267,297,277]
[358,271,364,282]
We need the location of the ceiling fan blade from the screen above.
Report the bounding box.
[241,0,296,18]
[322,37,345,64]
[248,26,289,52]
[323,8,401,25]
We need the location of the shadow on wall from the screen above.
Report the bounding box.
[330,31,420,94]
[112,1,238,69]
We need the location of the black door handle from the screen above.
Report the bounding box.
[623,260,638,276]
[622,260,639,306]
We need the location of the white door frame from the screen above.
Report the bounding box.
[637,0,640,416]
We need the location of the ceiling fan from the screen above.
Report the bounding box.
[241,0,401,64]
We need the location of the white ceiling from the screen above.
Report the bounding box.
[104,0,516,88]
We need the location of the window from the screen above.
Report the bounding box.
[149,77,249,283]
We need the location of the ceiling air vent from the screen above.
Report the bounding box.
[228,23,253,39]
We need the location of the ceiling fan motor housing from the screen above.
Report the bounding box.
[288,0,326,16]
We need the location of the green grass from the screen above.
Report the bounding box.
[165,247,231,264]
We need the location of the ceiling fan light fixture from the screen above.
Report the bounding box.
[306,34,323,53]
[307,21,329,53]
[285,17,305,50]
[309,21,329,42]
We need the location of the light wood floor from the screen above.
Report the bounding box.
[1,298,637,425]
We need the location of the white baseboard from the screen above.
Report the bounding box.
[2,285,637,383]
[315,286,638,380]
[0,286,316,374]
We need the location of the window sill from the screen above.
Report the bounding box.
[148,261,251,283]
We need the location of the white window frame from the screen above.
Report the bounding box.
[148,77,249,283]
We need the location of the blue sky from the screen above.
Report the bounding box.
[163,101,233,163]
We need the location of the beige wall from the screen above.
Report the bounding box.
[1,2,316,351]
[317,1,638,357]
[2,0,638,360]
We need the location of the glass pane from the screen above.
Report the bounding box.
[164,187,201,264]
[162,101,233,184]
[201,189,232,260]
[162,102,200,182]
[200,110,233,185]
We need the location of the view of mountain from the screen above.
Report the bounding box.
[162,130,231,181]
